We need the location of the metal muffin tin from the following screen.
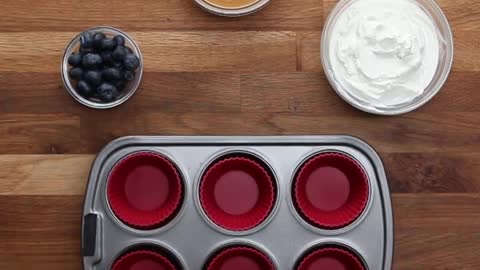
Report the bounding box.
[82,136,393,269]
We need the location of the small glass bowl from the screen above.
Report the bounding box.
[321,0,454,115]
[61,26,143,109]
[194,0,271,17]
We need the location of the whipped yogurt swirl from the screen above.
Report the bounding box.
[328,0,440,107]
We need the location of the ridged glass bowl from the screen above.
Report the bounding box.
[321,0,454,115]
[61,26,143,109]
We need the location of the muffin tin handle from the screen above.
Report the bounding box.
[83,213,103,263]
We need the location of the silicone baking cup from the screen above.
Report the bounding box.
[293,152,369,229]
[111,249,177,270]
[199,155,276,231]
[107,151,184,230]
[297,246,366,270]
[205,245,275,270]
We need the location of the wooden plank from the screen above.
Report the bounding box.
[385,153,480,193]
[241,72,344,113]
[0,72,241,114]
[393,193,480,269]
[135,112,479,154]
[0,195,82,270]
[296,32,322,72]
[240,71,480,113]
[1,194,478,269]
[453,31,480,72]
[0,0,323,32]
[1,70,479,115]
[2,0,477,32]
[0,155,92,195]
[1,153,479,195]
[0,111,478,154]
[0,31,297,73]
[437,0,480,31]
[2,30,474,74]
[138,31,297,72]
[0,114,82,154]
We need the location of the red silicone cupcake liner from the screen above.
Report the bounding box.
[200,156,276,231]
[206,246,276,270]
[112,250,177,270]
[107,151,184,229]
[297,247,366,270]
[293,152,369,229]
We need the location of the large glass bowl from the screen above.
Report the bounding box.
[321,0,454,115]
[61,26,143,109]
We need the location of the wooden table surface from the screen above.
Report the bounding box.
[0,0,479,269]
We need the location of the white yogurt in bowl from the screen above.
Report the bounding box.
[322,0,454,115]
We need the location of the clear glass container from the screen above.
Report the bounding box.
[194,0,271,16]
[61,26,143,109]
[321,0,454,115]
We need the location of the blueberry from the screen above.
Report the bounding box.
[102,67,122,82]
[115,80,127,92]
[123,70,135,81]
[93,32,106,49]
[124,46,133,54]
[69,67,84,81]
[112,46,127,61]
[113,61,123,69]
[80,47,94,54]
[84,71,102,87]
[80,32,94,49]
[114,35,125,47]
[97,83,119,102]
[76,80,94,97]
[101,38,117,51]
[68,52,83,66]
[101,51,114,66]
[123,54,140,70]
[82,53,103,69]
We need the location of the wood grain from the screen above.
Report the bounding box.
[0,30,477,73]
[1,154,479,195]
[0,111,441,156]
[0,0,323,31]
[0,0,479,269]
[0,31,298,72]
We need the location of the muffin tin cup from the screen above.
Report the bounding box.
[61,26,144,109]
[195,149,280,236]
[107,151,185,230]
[193,0,271,17]
[205,245,276,270]
[111,250,177,270]
[296,244,366,270]
[199,154,277,232]
[292,152,370,230]
[82,136,393,270]
[110,242,189,270]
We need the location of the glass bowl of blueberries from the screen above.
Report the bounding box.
[61,26,143,109]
